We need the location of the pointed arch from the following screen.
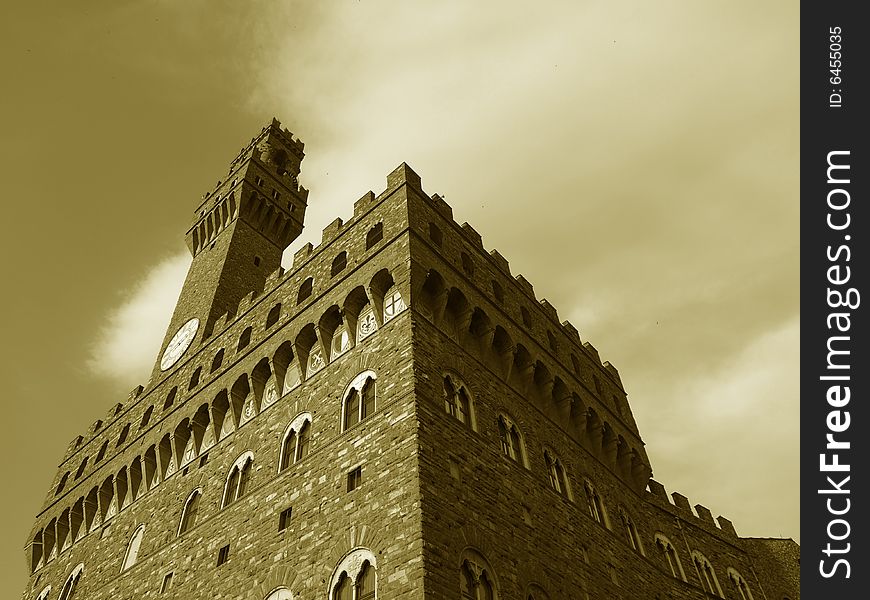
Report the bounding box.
[121,525,145,571]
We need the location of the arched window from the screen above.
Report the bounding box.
[727,568,755,600]
[357,304,377,341]
[383,285,406,323]
[55,471,70,495]
[497,414,527,467]
[177,489,201,536]
[617,507,643,554]
[443,373,475,430]
[237,327,252,352]
[654,533,686,581]
[520,306,532,328]
[366,222,383,250]
[342,371,376,431]
[331,252,348,277]
[163,386,177,411]
[222,452,254,508]
[543,450,572,500]
[57,563,84,600]
[459,549,498,599]
[74,457,89,480]
[266,303,281,329]
[461,252,475,276]
[188,366,202,390]
[297,277,313,304]
[121,525,145,571]
[35,585,52,600]
[279,413,312,471]
[264,587,294,600]
[211,348,225,373]
[491,280,504,304]
[95,440,109,463]
[116,423,131,447]
[329,548,377,600]
[139,405,153,430]
[692,551,723,597]
[584,480,607,526]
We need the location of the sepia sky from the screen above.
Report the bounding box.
[0,1,798,595]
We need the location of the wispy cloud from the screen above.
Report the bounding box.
[86,253,190,385]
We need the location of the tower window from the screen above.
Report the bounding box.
[163,386,178,411]
[266,303,281,329]
[253,256,261,267]
[116,423,131,448]
[55,472,70,496]
[347,466,362,492]
[442,374,475,430]
[547,330,558,353]
[492,280,504,304]
[217,544,230,566]
[237,327,252,352]
[222,453,254,508]
[121,525,145,571]
[160,572,173,594]
[342,371,377,431]
[366,222,384,249]
[618,507,642,553]
[544,449,572,500]
[210,348,225,373]
[95,440,109,463]
[584,480,606,526]
[521,306,532,328]
[655,534,685,580]
[278,506,292,531]
[74,457,89,480]
[272,190,281,200]
[330,548,377,600]
[497,414,527,467]
[188,366,202,390]
[279,414,312,471]
[297,277,313,305]
[177,489,201,536]
[460,252,475,276]
[429,222,443,247]
[331,251,348,277]
[139,406,153,430]
[255,176,264,186]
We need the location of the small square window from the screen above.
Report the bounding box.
[160,572,173,594]
[199,454,209,468]
[217,544,230,566]
[278,506,293,531]
[272,190,281,200]
[347,466,362,492]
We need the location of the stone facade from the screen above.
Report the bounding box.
[22,119,798,600]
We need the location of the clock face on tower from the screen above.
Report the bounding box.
[160,318,199,371]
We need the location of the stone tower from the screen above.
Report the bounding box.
[23,120,799,600]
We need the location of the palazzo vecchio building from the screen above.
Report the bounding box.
[23,119,799,600]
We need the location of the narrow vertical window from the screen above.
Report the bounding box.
[121,525,145,571]
[160,572,173,593]
[178,490,201,536]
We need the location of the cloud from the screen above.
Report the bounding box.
[638,316,800,540]
[86,252,190,385]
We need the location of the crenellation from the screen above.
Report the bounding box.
[386,162,422,191]
[353,191,377,217]
[646,479,667,500]
[459,222,483,249]
[582,340,601,365]
[321,217,344,243]
[603,361,623,388]
[671,492,691,513]
[539,299,559,323]
[292,242,314,268]
[514,274,535,297]
[488,249,510,275]
[561,320,581,345]
[427,193,453,219]
[716,516,737,537]
[694,504,714,526]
